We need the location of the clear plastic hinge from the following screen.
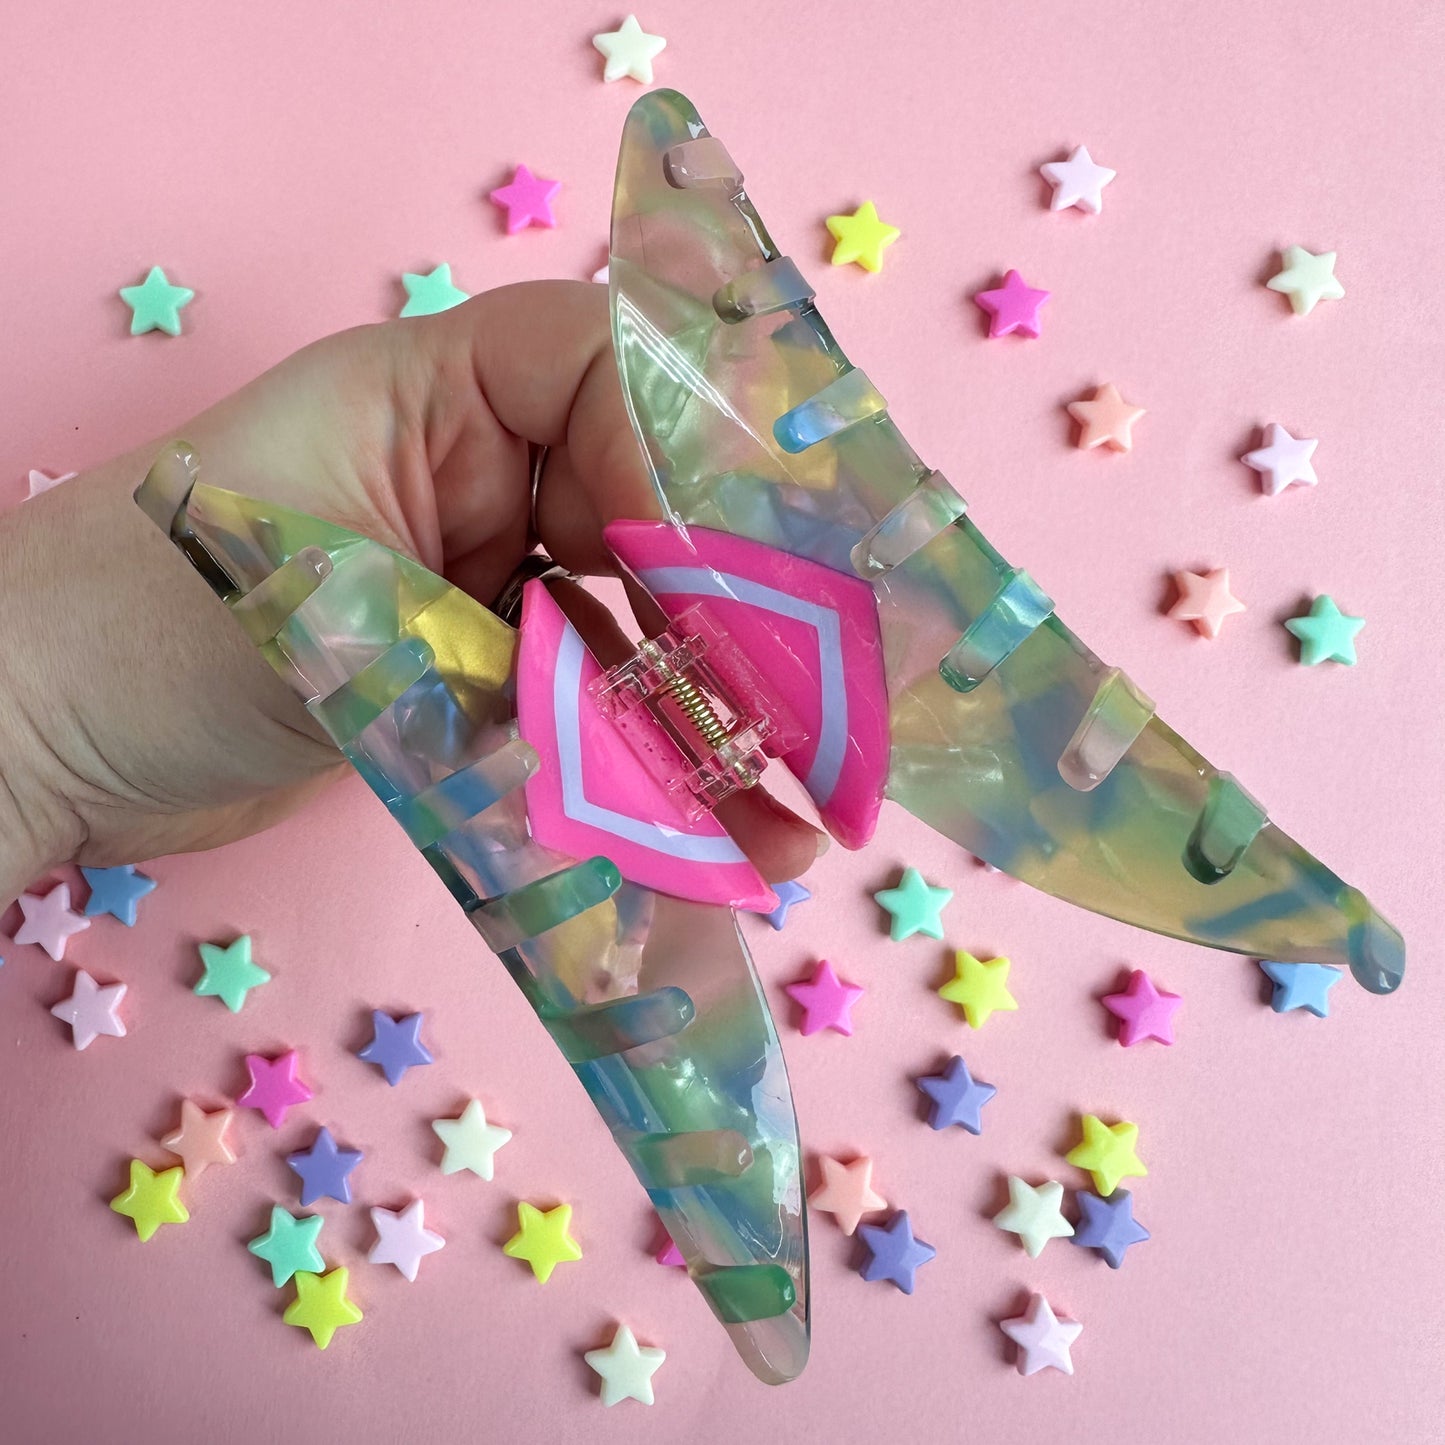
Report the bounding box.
[589,607,798,820]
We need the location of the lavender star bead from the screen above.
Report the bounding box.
[286,1127,363,1206]
[1071,1189,1150,1269]
[857,1210,936,1293]
[753,880,810,931]
[358,1009,434,1085]
[916,1055,997,1134]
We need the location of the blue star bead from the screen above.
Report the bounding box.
[80,865,158,926]
[357,1009,434,1085]
[1259,961,1343,1018]
[753,880,811,931]
[857,1210,936,1294]
[286,1127,363,1206]
[915,1055,997,1134]
[1071,1189,1150,1269]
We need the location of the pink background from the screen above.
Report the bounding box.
[2,2,1443,1441]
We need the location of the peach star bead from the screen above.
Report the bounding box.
[161,1100,237,1179]
[808,1155,888,1235]
[1067,383,1145,452]
[1167,567,1246,639]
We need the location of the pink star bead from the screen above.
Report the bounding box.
[784,959,864,1036]
[14,882,91,961]
[1167,567,1246,639]
[50,969,127,1050]
[1000,1292,1083,1376]
[161,1100,237,1178]
[1102,969,1182,1046]
[973,269,1050,338]
[489,164,560,233]
[655,1238,685,1267]
[1067,382,1145,452]
[808,1155,888,1235]
[237,1050,313,1128]
[26,469,76,500]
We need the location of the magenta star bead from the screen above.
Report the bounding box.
[973,269,1051,338]
[237,1050,314,1128]
[784,959,864,1037]
[1102,969,1182,1046]
[489,164,560,233]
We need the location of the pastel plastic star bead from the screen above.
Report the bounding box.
[585,1323,667,1406]
[237,1050,313,1128]
[1167,568,1246,640]
[1068,383,1145,451]
[1102,968,1182,1046]
[14,882,90,961]
[284,1267,363,1350]
[1266,245,1344,316]
[110,1159,188,1241]
[938,951,1017,1029]
[1065,1115,1147,1195]
[503,1201,583,1283]
[753,878,810,930]
[50,969,127,1050]
[993,1176,1074,1258]
[807,1155,888,1235]
[591,15,667,84]
[369,1200,445,1281]
[1241,423,1319,496]
[26,468,76,500]
[399,263,470,317]
[1039,145,1116,214]
[1000,1293,1083,1376]
[489,165,561,233]
[193,935,271,1013]
[287,1126,363,1206]
[873,867,952,941]
[248,1205,325,1286]
[432,1098,512,1179]
[160,1100,236,1179]
[358,1008,434,1085]
[973,269,1050,338]
[857,1210,936,1294]
[784,959,864,1036]
[824,202,900,273]
[80,864,156,925]
[655,1238,685,1267]
[916,1056,996,1134]
[1072,1189,1150,1268]
[119,266,195,336]
[1259,959,1343,1017]
[1284,596,1364,666]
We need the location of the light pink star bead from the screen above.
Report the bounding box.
[15,883,91,961]
[1167,567,1246,639]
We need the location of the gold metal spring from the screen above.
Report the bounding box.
[663,672,730,750]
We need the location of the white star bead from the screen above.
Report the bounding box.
[1241,423,1319,496]
[1039,144,1117,214]
[369,1199,445,1282]
[585,1323,666,1406]
[591,15,667,84]
[1266,246,1344,315]
[431,1099,512,1179]
[50,969,127,1050]
[992,1176,1074,1258]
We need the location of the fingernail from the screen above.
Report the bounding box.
[814,830,831,858]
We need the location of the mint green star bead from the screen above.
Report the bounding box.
[119,266,195,336]
[873,866,953,941]
[400,263,470,317]
[248,1205,325,1287]
[194,934,271,1012]
[1284,595,1365,666]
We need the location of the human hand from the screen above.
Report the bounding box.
[0,281,823,899]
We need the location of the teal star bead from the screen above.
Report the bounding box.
[119,266,195,336]
[247,1205,325,1287]
[194,934,271,1013]
[1284,595,1365,666]
[400,263,470,317]
[873,866,953,941]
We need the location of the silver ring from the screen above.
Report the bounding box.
[493,553,573,627]
[529,444,551,538]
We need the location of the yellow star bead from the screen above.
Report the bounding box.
[1065,1115,1148,1195]
[503,1201,582,1283]
[825,202,900,273]
[110,1159,189,1241]
[938,951,1017,1029]
[284,1267,363,1349]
